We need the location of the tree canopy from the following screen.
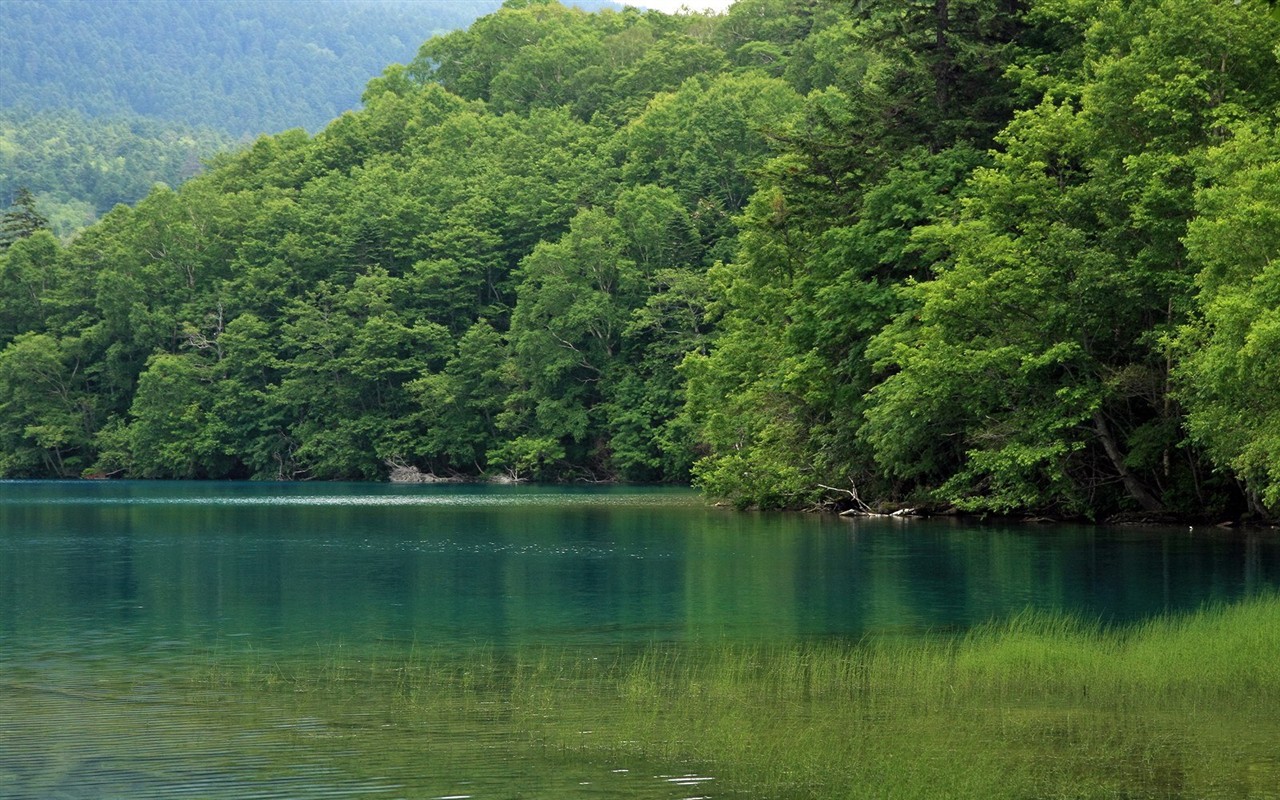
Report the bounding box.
[2,0,1278,523]
[0,0,509,236]
[0,0,508,135]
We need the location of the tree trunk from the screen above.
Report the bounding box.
[1093,412,1165,513]
[933,0,952,111]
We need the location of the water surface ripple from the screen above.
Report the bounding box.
[2,481,1277,797]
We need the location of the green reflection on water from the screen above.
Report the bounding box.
[4,481,1277,650]
[2,482,1280,798]
[6,599,1279,799]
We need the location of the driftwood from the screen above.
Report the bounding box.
[839,506,918,518]
[385,459,461,484]
[817,483,918,518]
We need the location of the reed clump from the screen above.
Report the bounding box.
[191,595,1280,799]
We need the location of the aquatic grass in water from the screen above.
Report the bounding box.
[176,595,1280,799]
[8,485,1277,797]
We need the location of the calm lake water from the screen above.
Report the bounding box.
[2,481,1278,798]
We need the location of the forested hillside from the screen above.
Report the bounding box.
[0,0,504,134]
[0,0,505,235]
[2,0,1278,523]
[0,109,233,238]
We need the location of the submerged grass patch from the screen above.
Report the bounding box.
[189,596,1280,799]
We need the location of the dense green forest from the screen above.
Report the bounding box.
[0,0,506,134]
[0,109,233,238]
[3,0,1279,523]
[0,0,508,234]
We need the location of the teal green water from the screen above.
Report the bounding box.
[1,481,1278,798]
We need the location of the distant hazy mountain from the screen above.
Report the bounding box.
[0,0,507,136]
[0,0,520,233]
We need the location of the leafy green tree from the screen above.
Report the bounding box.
[606,34,728,122]
[0,229,61,342]
[1176,126,1280,516]
[621,71,802,216]
[122,352,223,478]
[0,109,227,237]
[614,184,700,270]
[204,312,294,479]
[412,0,585,104]
[409,319,512,472]
[681,187,816,508]
[486,13,606,114]
[679,0,1031,509]
[620,71,803,263]
[864,0,1280,516]
[501,208,642,478]
[275,271,451,479]
[687,145,986,508]
[612,265,711,481]
[712,0,814,73]
[0,332,97,477]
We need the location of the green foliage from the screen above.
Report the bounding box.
[0,1,771,483]
[0,228,60,341]
[412,1,718,123]
[272,271,453,479]
[619,71,804,258]
[0,332,98,477]
[0,0,504,135]
[409,320,512,472]
[0,109,229,238]
[501,208,641,477]
[681,0,1033,509]
[1,1,516,238]
[1,0,1277,520]
[0,187,50,248]
[678,0,1280,518]
[860,0,1280,517]
[123,353,222,478]
[1176,126,1280,515]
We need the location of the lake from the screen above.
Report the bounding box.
[2,481,1278,799]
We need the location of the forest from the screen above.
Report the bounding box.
[0,0,506,235]
[2,0,1279,523]
[0,0,506,134]
[0,108,233,238]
